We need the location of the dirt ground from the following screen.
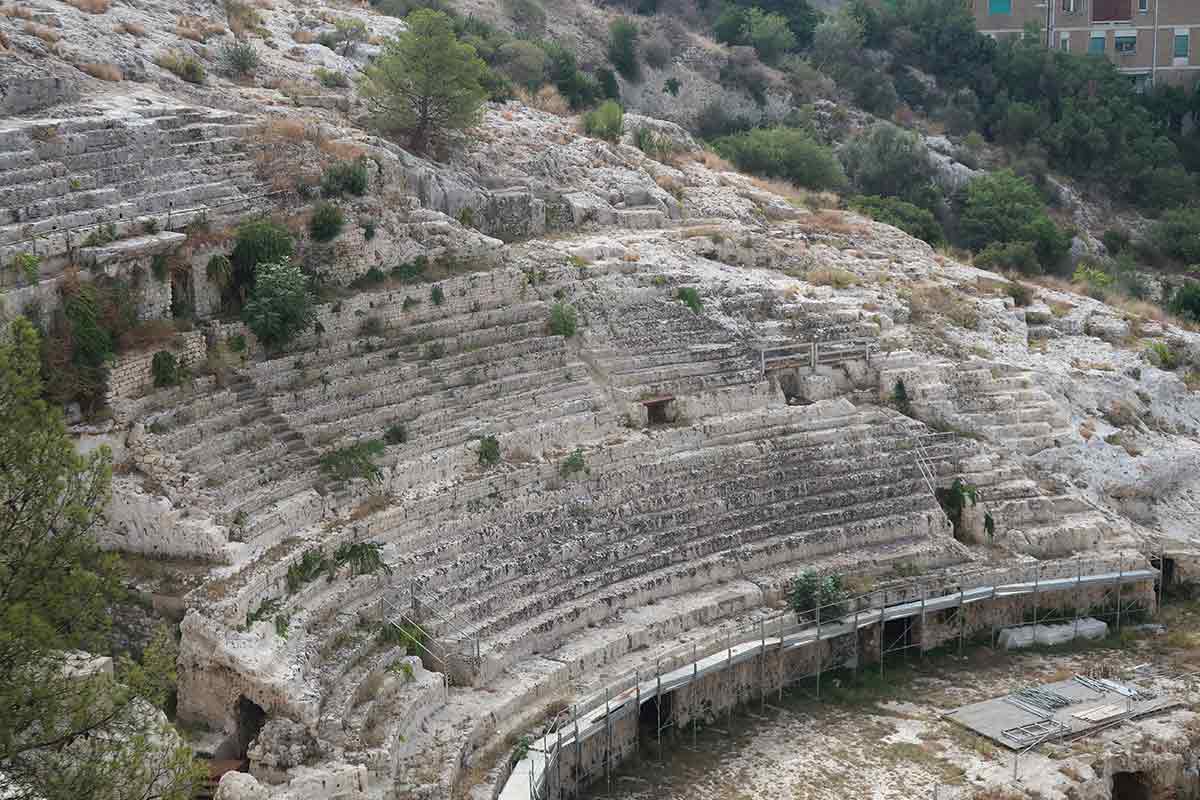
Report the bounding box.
[583,600,1200,800]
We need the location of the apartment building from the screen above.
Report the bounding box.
[973,0,1200,89]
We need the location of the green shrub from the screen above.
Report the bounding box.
[392,257,428,283]
[158,51,206,83]
[506,0,546,37]
[849,196,944,246]
[314,66,350,88]
[151,351,180,388]
[607,17,639,81]
[218,38,259,77]
[151,253,169,283]
[745,7,796,64]
[321,158,369,198]
[1146,340,1179,371]
[583,100,624,142]
[960,170,1070,272]
[286,547,329,593]
[310,201,345,242]
[839,122,938,208]
[274,613,291,638]
[714,127,846,191]
[663,77,680,96]
[935,477,977,541]
[241,257,316,350]
[633,127,680,161]
[596,67,620,101]
[478,434,500,466]
[323,17,368,55]
[548,303,577,337]
[1169,282,1200,323]
[1149,208,1200,265]
[560,447,588,478]
[319,439,386,484]
[11,252,40,285]
[430,284,445,306]
[789,570,848,618]
[542,41,599,110]
[1006,281,1033,307]
[973,241,1041,275]
[206,254,232,289]
[332,541,393,577]
[230,220,294,298]
[677,286,702,313]
[496,40,546,90]
[82,223,117,248]
[384,423,408,445]
[1102,228,1131,256]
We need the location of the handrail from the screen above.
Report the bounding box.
[756,337,877,378]
[497,556,1157,800]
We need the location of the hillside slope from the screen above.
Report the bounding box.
[2,2,1199,800]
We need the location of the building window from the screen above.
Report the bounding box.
[1138,0,1148,11]
[1062,0,1078,11]
[988,0,1012,14]
[1115,34,1137,53]
[1176,32,1190,61]
[1091,0,1131,22]
[1089,34,1106,54]
[1060,32,1071,51]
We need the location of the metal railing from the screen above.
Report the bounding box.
[756,337,876,378]
[499,554,1158,800]
[380,582,481,676]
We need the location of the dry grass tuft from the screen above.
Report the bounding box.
[350,493,391,521]
[224,0,263,36]
[23,21,60,42]
[799,209,865,236]
[747,175,838,211]
[807,267,861,289]
[319,139,366,161]
[694,149,733,172]
[78,61,123,81]
[176,15,225,41]
[291,28,316,43]
[64,0,111,13]
[114,19,146,36]
[516,85,570,116]
[0,29,8,49]
[1,4,32,18]
[908,285,980,330]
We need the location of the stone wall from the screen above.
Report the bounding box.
[106,330,207,403]
[100,476,229,562]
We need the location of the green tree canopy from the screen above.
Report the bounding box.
[242,257,317,351]
[714,127,846,191]
[0,317,203,800]
[959,170,1071,272]
[839,121,940,209]
[359,9,489,153]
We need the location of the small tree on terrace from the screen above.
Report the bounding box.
[241,257,316,351]
[359,9,488,154]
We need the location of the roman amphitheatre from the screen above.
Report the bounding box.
[2,1,1200,799]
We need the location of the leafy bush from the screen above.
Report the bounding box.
[310,202,345,242]
[478,434,500,466]
[1149,208,1200,265]
[789,570,848,619]
[552,447,587,481]
[973,241,1040,275]
[745,7,796,64]
[596,67,620,101]
[959,170,1070,272]
[230,219,294,299]
[849,196,944,246]
[713,127,846,191]
[608,17,639,81]
[11,252,39,285]
[892,378,911,415]
[1103,228,1131,256]
[384,423,408,445]
[241,257,316,350]
[430,285,445,306]
[319,439,386,484]
[694,102,754,140]
[218,38,259,77]
[1169,282,1200,323]
[151,351,179,387]
[1006,281,1033,307]
[506,0,545,36]
[839,122,938,208]
[286,547,329,593]
[314,67,350,88]
[548,303,577,337]
[642,33,671,70]
[321,158,369,198]
[332,541,393,577]
[497,40,546,90]
[936,477,977,541]
[321,17,368,55]
[157,50,206,83]
[677,286,702,313]
[1145,340,1179,371]
[583,100,624,142]
[634,127,681,161]
[542,42,599,110]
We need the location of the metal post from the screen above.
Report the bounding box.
[556,725,562,799]
[726,631,733,730]
[604,687,611,794]
[1157,538,1165,616]
[1074,557,1082,640]
[991,586,998,648]
[1116,555,1124,632]
[634,668,640,763]
[759,620,766,715]
[853,605,860,679]
[815,597,822,699]
[878,591,885,680]
[919,584,927,659]
[692,644,698,748]
[1033,563,1041,628]
[573,706,580,799]
[655,660,662,758]
[958,589,965,656]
